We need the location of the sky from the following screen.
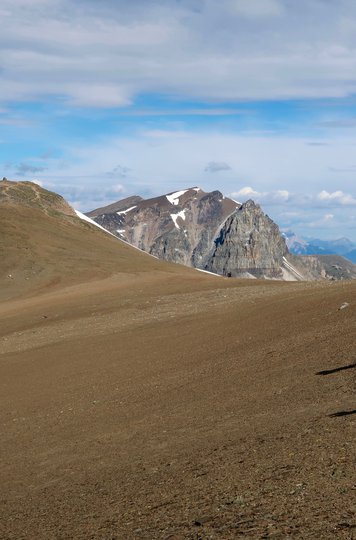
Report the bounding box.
[1,0,356,241]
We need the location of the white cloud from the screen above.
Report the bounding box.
[275,190,289,202]
[317,190,356,205]
[64,84,131,108]
[232,186,260,198]
[3,1,356,106]
[230,186,290,203]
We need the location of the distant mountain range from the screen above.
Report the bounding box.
[283,231,356,263]
[88,187,356,281]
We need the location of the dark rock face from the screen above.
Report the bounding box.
[87,188,356,281]
[206,200,288,278]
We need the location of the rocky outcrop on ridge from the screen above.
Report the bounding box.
[206,200,288,278]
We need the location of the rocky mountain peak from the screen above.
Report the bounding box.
[241,198,259,210]
[88,187,240,267]
[206,201,288,278]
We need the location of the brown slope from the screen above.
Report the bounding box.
[0,272,355,539]
[0,180,197,301]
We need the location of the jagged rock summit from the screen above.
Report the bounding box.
[207,199,288,278]
[88,187,356,281]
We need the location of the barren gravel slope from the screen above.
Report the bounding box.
[1,274,355,539]
[0,195,195,302]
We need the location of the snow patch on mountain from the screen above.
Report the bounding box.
[170,210,186,229]
[116,205,137,215]
[196,268,221,277]
[282,256,305,280]
[166,190,189,205]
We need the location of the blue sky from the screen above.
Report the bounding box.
[1,0,356,241]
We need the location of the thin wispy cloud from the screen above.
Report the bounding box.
[15,163,47,176]
[318,119,356,128]
[121,108,251,117]
[106,165,131,178]
[329,166,356,173]
[306,142,330,147]
[204,161,232,173]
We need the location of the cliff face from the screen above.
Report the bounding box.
[90,188,240,267]
[206,200,288,278]
[88,188,356,281]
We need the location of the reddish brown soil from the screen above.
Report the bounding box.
[1,273,355,539]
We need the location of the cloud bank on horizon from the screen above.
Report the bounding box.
[1,0,356,240]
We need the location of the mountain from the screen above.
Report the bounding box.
[282,230,310,254]
[0,179,193,301]
[88,188,356,281]
[284,230,356,262]
[89,187,240,267]
[88,187,290,278]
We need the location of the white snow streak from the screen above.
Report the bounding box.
[195,268,222,277]
[116,205,137,215]
[166,190,188,205]
[170,209,186,229]
[75,210,117,238]
[282,256,305,280]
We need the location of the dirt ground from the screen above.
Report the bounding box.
[0,271,355,539]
